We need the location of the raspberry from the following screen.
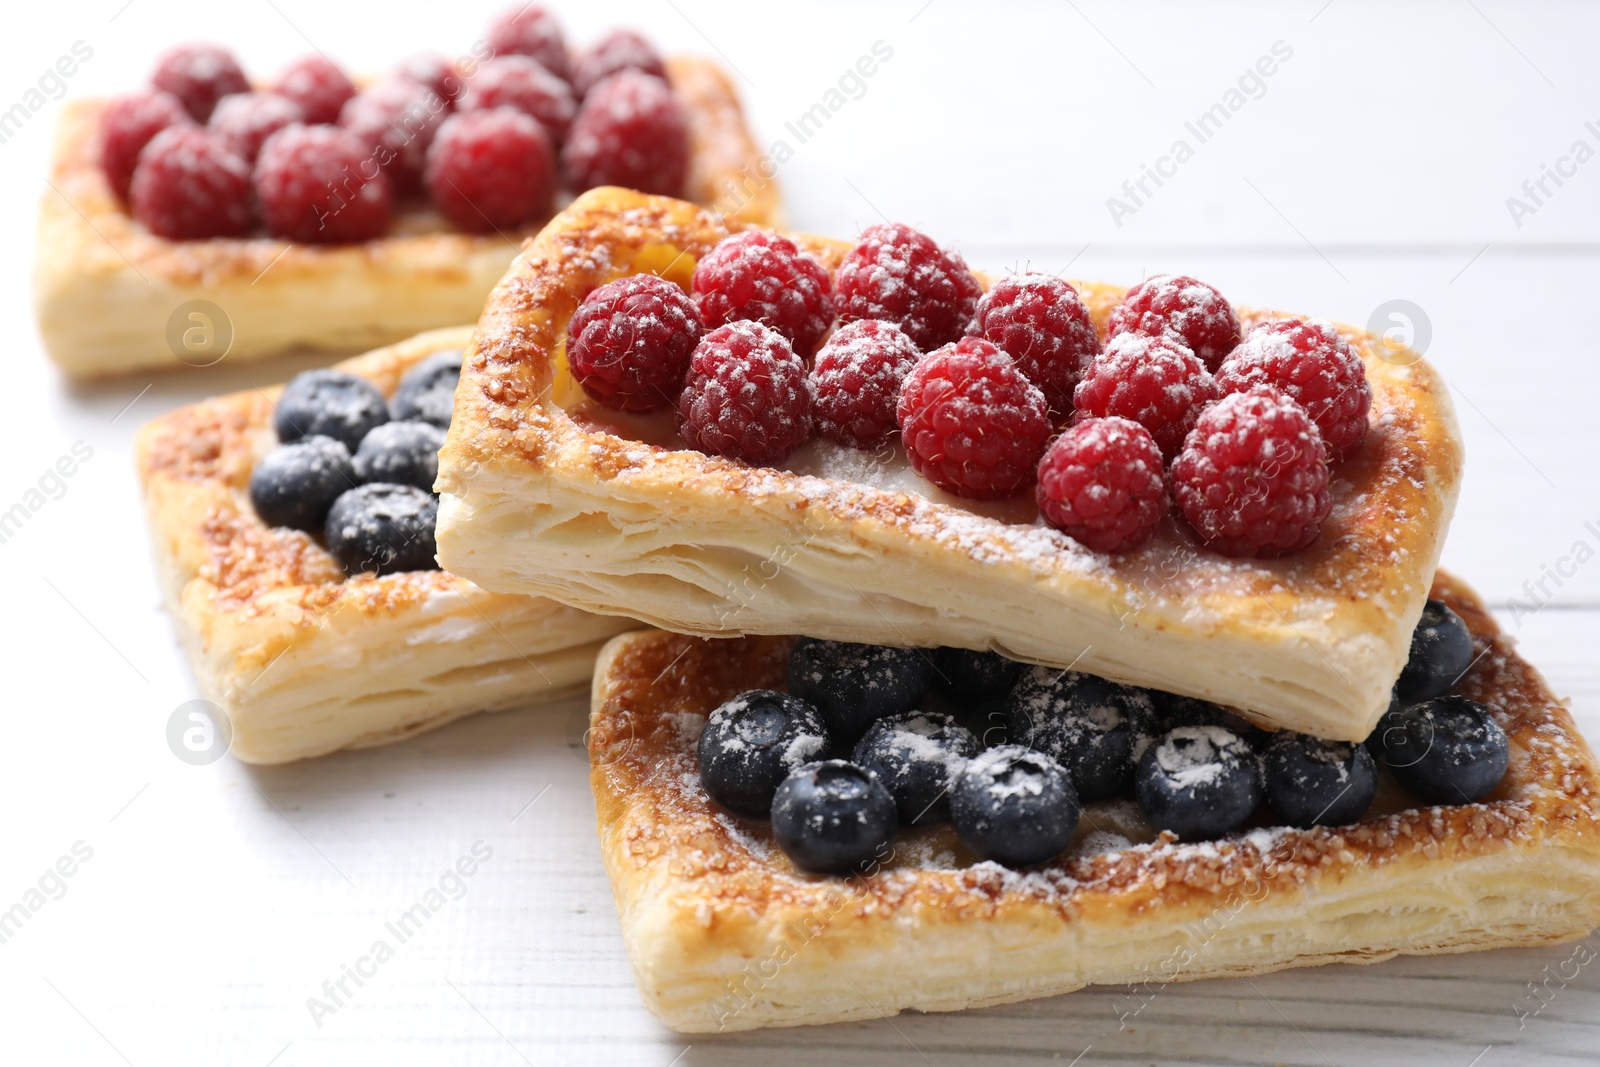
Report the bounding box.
[274,54,357,126]
[1215,318,1372,463]
[1036,417,1167,554]
[255,125,394,244]
[485,5,571,82]
[425,109,556,232]
[208,92,303,163]
[129,126,253,239]
[396,52,465,106]
[562,70,690,198]
[811,320,921,449]
[99,90,192,202]
[340,78,448,196]
[567,274,701,412]
[1108,274,1241,372]
[896,337,1051,500]
[691,231,834,356]
[1072,332,1221,462]
[150,42,249,122]
[968,273,1100,417]
[678,322,813,465]
[457,55,577,144]
[572,29,669,99]
[1171,386,1331,558]
[836,223,981,351]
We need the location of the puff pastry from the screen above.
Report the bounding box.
[434,189,1464,742]
[37,57,779,377]
[587,571,1600,1033]
[136,326,635,764]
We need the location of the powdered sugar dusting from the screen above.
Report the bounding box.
[1153,725,1240,789]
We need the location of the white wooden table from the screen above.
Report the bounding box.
[2,2,1596,1063]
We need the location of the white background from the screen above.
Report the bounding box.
[2,1,1598,1064]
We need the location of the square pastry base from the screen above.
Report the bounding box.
[37,57,779,377]
[436,189,1463,742]
[137,326,636,764]
[587,570,1600,1033]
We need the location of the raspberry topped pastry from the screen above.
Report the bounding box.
[435,189,1463,743]
[37,15,778,375]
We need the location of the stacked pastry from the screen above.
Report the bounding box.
[67,13,1600,1037]
[430,188,1600,1032]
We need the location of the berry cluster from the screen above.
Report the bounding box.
[1055,276,1371,557]
[248,352,462,576]
[698,600,1506,875]
[567,224,1374,561]
[100,8,688,241]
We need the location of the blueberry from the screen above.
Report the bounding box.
[324,483,439,576]
[1004,668,1154,801]
[248,436,355,532]
[390,350,463,429]
[787,638,930,743]
[950,745,1079,867]
[352,420,446,492]
[966,697,1011,749]
[275,369,390,450]
[1396,599,1474,703]
[697,690,829,818]
[1135,726,1262,840]
[852,711,980,825]
[1262,734,1378,828]
[1149,690,1269,750]
[770,760,897,874]
[932,647,1022,703]
[1372,695,1509,805]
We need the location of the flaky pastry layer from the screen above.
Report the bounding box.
[37,57,779,377]
[435,189,1463,741]
[136,326,634,764]
[588,573,1600,1032]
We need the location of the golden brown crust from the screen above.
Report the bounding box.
[587,572,1600,1032]
[435,188,1463,740]
[136,327,635,764]
[35,57,778,376]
